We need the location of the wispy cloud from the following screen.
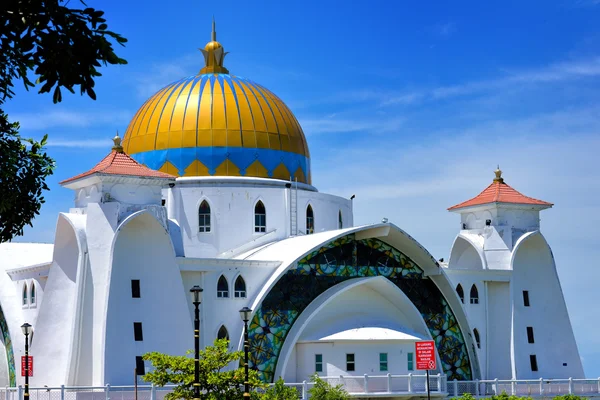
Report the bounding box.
[299,116,405,135]
[134,53,200,98]
[11,110,132,131]
[433,22,457,37]
[45,138,112,148]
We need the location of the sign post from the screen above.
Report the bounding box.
[21,356,33,377]
[416,341,436,400]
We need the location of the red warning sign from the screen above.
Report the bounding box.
[415,340,436,370]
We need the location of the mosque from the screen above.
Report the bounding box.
[0,24,584,389]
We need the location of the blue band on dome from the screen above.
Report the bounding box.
[130,147,310,179]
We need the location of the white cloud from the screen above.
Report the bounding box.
[299,116,405,135]
[45,138,112,148]
[11,110,132,131]
[134,53,200,98]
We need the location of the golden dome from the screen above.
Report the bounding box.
[122,22,311,184]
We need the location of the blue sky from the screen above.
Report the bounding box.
[6,0,600,377]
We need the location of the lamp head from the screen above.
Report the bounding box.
[21,323,32,336]
[190,285,203,303]
[239,306,252,323]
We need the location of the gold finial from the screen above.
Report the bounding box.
[493,165,504,183]
[199,18,230,74]
[112,131,123,153]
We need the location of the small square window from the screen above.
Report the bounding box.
[530,355,538,372]
[379,353,388,371]
[315,354,323,373]
[527,327,535,344]
[136,356,145,375]
[407,352,414,371]
[346,353,355,372]
[134,322,143,341]
[131,280,141,298]
[523,291,530,307]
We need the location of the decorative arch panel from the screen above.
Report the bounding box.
[0,306,15,386]
[247,234,472,382]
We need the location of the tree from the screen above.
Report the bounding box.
[308,374,350,400]
[0,0,126,242]
[260,378,300,400]
[142,339,265,400]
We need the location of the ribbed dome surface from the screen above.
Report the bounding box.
[122,73,311,184]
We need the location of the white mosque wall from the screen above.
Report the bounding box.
[105,211,192,386]
[168,177,352,258]
[487,281,512,379]
[74,181,164,209]
[31,213,86,387]
[510,232,584,379]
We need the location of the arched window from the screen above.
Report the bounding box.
[470,284,479,304]
[199,200,211,233]
[456,284,464,304]
[30,283,36,305]
[234,276,246,298]
[338,210,343,229]
[473,328,481,349]
[217,275,229,298]
[254,201,266,233]
[217,325,229,341]
[306,205,314,234]
[22,283,28,306]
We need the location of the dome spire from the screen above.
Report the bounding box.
[112,131,123,153]
[200,18,229,74]
[493,165,504,183]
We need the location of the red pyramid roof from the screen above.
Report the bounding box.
[448,170,552,211]
[60,146,174,185]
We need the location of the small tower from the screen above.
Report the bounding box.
[447,167,552,267]
[443,167,583,380]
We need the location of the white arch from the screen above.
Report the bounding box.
[448,234,487,270]
[274,276,438,380]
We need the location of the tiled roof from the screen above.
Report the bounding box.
[448,180,552,211]
[60,150,175,185]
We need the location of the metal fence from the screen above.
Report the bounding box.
[1,376,599,399]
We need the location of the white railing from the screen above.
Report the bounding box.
[446,378,600,398]
[1,376,599,399]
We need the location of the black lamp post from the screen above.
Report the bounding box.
[239,307,252,398]
[21,323,32,399]
[189,286,203,400]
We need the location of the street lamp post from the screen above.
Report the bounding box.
[239,307,252,398]
[21,323,32,399]
[189,286,203,400]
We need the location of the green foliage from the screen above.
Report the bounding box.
[0,0,126,242]
[142,339,265,400]
[308,374,350,400]
[0,114,54,242]
[0,0,127,103]
[260,377,299,400]
[452,392,587,400]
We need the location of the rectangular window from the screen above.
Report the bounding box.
[379,353,388,371]
[135,356,145,375]
[315,354,323,373]
[530,355,538,372]
[255,214,266,233]
[134,322,144,341]
[407,352,414,371]
[199,214,211,233]
[131,280,141,298]
[527,327,535,343]
[523,291,530,307]
[346,353,355,372]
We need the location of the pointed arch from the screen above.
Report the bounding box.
[30,282,36,305]
[254,200,266,233]
[473,328,481,349]
[217,275,229,298]
[338,210,343,229]
[234,275,247,298]
[456,284,464,304]
[306,204,314,234]
[470,284,479,304]
[217,325,229,341]
[198,200,211,233]
[22,283,28,306]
